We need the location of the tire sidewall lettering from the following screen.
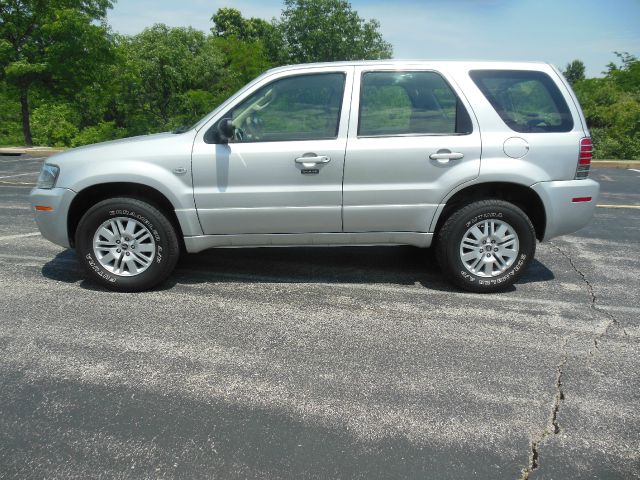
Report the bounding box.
[84,253,117,283]
[465,212,502,229]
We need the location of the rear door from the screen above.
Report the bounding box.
[343,67,481,233]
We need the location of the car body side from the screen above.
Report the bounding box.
[30,60,599,252]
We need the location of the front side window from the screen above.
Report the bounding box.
[219,72,346,143]
[358,71,472,137]
[470,70,573,133]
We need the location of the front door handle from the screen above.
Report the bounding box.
[295,155,331,168]
[429,149,464,164]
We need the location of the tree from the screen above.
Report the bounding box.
[574,53,640,159]
[563,59,585,85]
[277,0,392,63]
[119,25,226,132]
[211,8,282,64]
[0,0,114,145]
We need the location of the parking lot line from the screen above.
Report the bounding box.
[0,172,39,179]
[0,181,36,186]
[628,168,640,174]
[597,204,640,209]
[0,232,40,241]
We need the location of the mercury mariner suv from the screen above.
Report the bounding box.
[30,60,599,292]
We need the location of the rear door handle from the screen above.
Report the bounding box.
[429,149,464,163]
[295,155,331,168]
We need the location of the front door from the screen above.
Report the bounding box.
[192,68,353,235]
[343,67,482,233]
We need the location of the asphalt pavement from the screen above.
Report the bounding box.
[0,155,638,479]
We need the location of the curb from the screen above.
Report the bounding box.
[592,160,639,169]
[0,147,65,157]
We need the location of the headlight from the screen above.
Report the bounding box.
[36,164,60,189]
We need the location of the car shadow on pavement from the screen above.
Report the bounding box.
[41,246,554,293]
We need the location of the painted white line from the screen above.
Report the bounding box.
[0,232,40,241]
[597,204,640,210]
[0,205,32,210]
[0,181,36,186]
[0,172,39,179]
[629,169,640,174]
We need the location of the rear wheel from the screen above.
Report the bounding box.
[435,200,535,292]
[75,197,179,292]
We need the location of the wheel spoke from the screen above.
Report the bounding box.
[123,256,140,275]
[501,248,518,260]
[483,260,494,276]
[124,220,137,236]
[461,251,481,262]
[462,237,480,248]
[130,250,152,267]
[98,250,116,264]
[136,243,155,253]
[470,255,484,272]
[469,225,484,241]
[498,234,515,246]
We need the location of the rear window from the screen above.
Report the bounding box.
[470,70,573,133]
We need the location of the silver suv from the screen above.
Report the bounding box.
[30,61,599,292]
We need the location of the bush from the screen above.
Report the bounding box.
[31,104,80,147]
[72,121,127,147]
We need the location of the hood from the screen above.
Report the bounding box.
[47,132,192,167]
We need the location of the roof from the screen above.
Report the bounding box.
[264,59,552,75]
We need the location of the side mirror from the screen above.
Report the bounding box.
[217,118,235,143]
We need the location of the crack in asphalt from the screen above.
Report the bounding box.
[519,339,568,480]
[550,243,627,349]
[519,241,619,479]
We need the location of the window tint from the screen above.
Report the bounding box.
[221,73,345,143]
[470,70,573,133]
[358,71,472,137]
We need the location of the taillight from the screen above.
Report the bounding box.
[575,137,592,179]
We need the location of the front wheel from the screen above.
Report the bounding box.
[75,197,180,292]
[435,200,536,293]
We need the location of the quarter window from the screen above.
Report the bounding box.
[358,71,472,137]
[470,70,573,133]
[219,73,345,143]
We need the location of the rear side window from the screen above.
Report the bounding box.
[470,70,573,133]
[358,71,472,137]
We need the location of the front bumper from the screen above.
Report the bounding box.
[531,179,600,241]
[29,187,76,248]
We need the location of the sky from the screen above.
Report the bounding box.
[107,0,640,77]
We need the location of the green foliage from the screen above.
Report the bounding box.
[278,0,392,63]
[72,121,126,147]
[31,103,80,147]
[0,83,22,145]
[0,0,115,144]
[211,8,282,64]
[563,60,586,85]
[117,24,225,132]
[574,53,640,159]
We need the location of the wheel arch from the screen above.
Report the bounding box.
[67,182,185,249]
[432,182,546,241]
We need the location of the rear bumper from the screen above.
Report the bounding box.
[531,179,599,241]
[29,187,76,248]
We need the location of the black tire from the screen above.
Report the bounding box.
[435,199,536,293]
[75,197,180,292]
